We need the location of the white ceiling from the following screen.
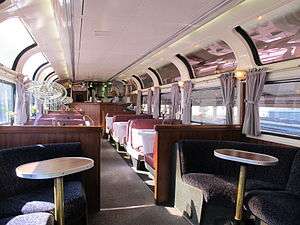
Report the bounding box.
[73,0,241,81]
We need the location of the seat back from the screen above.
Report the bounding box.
[0,142,82,199]
[176,140,299,188]
[286,150,300,195]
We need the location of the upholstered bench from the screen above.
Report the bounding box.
[0,143,88,225]
[173,139,299,225]
[0,213,54,225]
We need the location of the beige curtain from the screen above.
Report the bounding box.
[220,73,236,124]
[181,81,193,124]
[147,89,152,115]
[153,87,160,119]
[242,69,267,136]
[136,90,142,115]
[170,83,180,119]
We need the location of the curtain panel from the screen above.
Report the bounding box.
[181,80,193,124]
[242,68,267,136]
[153,87,160,119]
[170,83,181,119]
[220,72,236,124]
[14,80,27,125]
[136,90,142,115]
[147,89,153,115]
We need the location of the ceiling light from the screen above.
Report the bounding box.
[257,16,263,21]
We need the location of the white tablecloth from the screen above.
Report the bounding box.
[112,122,128,144]
[138,130,156,155]
[106,116,114,133]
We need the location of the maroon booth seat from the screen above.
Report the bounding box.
[125,119,181,170]
[111,114,152,133]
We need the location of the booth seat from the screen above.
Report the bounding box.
[34,118,86,126]
[173,139,300,225]
[126,119,181,169]
[110,114,153,146]
[0,143,88,225]
[105,111,135,134]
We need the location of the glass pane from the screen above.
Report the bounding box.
[191,87,238,124]
[128,79,137,92]
[142,95,148,113]
[0,80,15,124]
[48,75,59,83]
[22,52,48,79]
[259,81,300,137]
[186,40,237,78]
[139,73,153,89]
[0,18,35,68]
[38,67,54,81]
[160,92,172,116]
[242,6,300,64]
[157,63,181,85]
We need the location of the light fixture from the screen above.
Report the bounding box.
[257,15,263,21]
[234,70,247,81]
[178,81,184,87]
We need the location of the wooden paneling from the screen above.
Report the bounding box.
[0,126,102,213]
[72,103,101,126]
[71,102,131,128]
[154,124,243,205]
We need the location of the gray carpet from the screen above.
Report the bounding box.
[89,140,192,225]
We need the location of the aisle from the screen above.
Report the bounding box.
[89,140,191,225]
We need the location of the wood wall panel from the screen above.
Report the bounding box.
[71,103,130,128]
[0,126,102,213]
[154,124,243,205]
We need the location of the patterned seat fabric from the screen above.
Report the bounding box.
[0,212,54,225]
[0,143,87,225]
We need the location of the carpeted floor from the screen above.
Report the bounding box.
[89,140,192,225]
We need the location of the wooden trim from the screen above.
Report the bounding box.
[154,124,243,205]
[0,126,102,212]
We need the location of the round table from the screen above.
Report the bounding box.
[16,157,94,225]
[214,149,278,224]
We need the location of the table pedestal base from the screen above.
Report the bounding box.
[54,177,64,225]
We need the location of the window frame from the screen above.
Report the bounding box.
[258,78,300,139]
[0,79,16,125]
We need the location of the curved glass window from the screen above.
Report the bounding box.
[22,53,48,79]
[191,86,238,124]
[0,18,35,69]
[0,80,15,124]
[139,73,153,89]
[186,41,237,78]
[156,63,181,85]
[242,6,300,65]
[48,75,59,83]
[128,79,137,92]
[38,67,54,81]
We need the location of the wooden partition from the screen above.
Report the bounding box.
[154,124,243,205]
[0,126,102,213]
[71,102,131,127]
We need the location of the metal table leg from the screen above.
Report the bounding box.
[234,165,247,222]
[54,177,64,225]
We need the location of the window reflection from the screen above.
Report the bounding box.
[243,6,300,64]
[186,41,237,78]
[139,73,153,89]
[259,81,300,137]
[22,53,48,79]
[0,80,15,124]
[0,18,35,69]
[191,87,238,124]
[156,63,181,85]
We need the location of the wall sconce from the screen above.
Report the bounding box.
[178,81,184,87]
[234,70,247,81]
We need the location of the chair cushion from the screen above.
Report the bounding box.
[182,173,284,204]
[0,181,86,224]
[0,212,54,225]
[0,143,82,199]
[245,190,300,225]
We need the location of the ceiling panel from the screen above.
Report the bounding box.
[74,0,241,81]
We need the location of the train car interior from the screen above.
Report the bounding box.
[0,0,299,225]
